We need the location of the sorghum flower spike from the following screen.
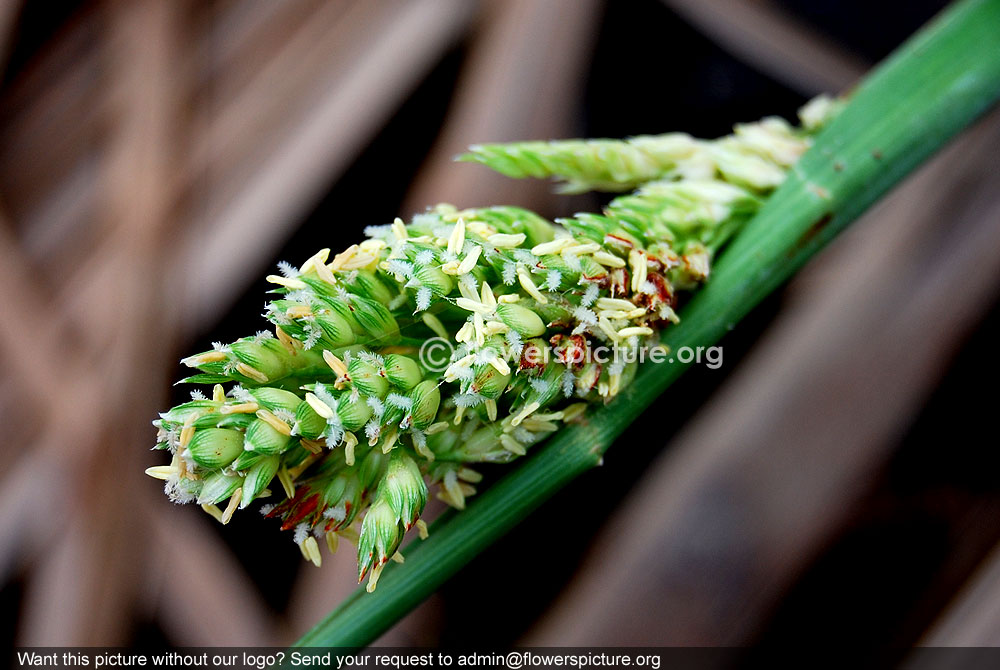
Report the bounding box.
[458,96,841,194]
[151,98,838,587]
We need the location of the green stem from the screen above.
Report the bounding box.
[295,0,1000,648]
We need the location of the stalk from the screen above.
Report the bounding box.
[294,0,1000,648]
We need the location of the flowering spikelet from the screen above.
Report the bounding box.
[148,98,836,590]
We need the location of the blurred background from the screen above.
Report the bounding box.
[1,0,1000,660]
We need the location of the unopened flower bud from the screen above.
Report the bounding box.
[383,354,423,390]
[244,418,293,455]
[336,394,375,432]
[294,401,327,439]
[358,499,403,578]
[348,358,389,398]
[349,297,400,345]
[381,452,427,529]
[406,380,441,430]
[413,264,455,297]
[187,427,244,468]
[351,270,395,304]
[197,471,243,505]
[241,455,280,507]
[496,303,546,337]
[249,387,303,414]
[472,365,512,400]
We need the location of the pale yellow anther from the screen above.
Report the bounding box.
[326,532,340,555]
[457,279,479,301]
[531,237,574,256]
[182,351,227,367]
[421,313,449,339]
[443,471,465,510]
[416,519,429,539]
[609,372,622,397]
[453,405,466,425]
[598,381,610,397]
[487,232,527,248]
[497,294,520,304]
[285,305,313,320]
[447,218,466,255]
[510,401,541,427]
[534,411,565,421]
[467,220,497,237]
[221,488,242,525]
[456,245,482,275]
[391,217,408,241]
[236,362,269,383]
[626,308,648,319]
[342,431,357,465]
[521,418,559,433]
[488,355,510,376]
[213,384,226,402]
[266,275,308,290]
[629,249,648,292]
[517,266,548,304]
[482,320,509,336]
[303,536,322,567]
[330,245,359,271]
[391,552,405,564]
[562,242,602,256]
[179,414,198,449]
[144,465,178,481]
[275,326,299,355]
[485,399,498,422]
[314,260,337,285]
[500,434,527,456]
[256,408,292,436]
[339,252,377,271]
[220,402,259,415]
[322,350,349,378]
[299,248,330,273]
[415,439,435,462]
[480,282,497,309]
[366,563,384,592]
[596,298,638,311]
[305,392,335,419]
[201,504,224,523]
[381,427,399,454]
[277,468,295,498]
[456,297,492,315]
[458,467,483,483]
[360,239,387,254]
[592,251,626,268]
[617,326,654,338]
[440,260,461,275]
[561,403,587,422]
[425,422,449,435]
[455,321,473,344]
[597,316,621,342]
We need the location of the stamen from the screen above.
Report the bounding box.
[447,218,466,255]
[221,488,242,524]
[305,392,335,419]
[421,313,449,339]
[517,266,547,304]
[144,466,177,481]
[220,402,259,415]
[265,275,308,290]
[487,232,526,247]
[256,408,292,435]
[236,362,269,383]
